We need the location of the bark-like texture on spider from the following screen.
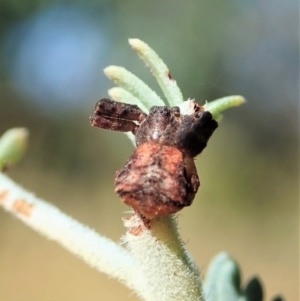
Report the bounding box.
[90,98,218,219]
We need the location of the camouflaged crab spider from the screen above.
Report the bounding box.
[90,98,218,219]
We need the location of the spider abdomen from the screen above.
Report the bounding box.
[114,142,199,219]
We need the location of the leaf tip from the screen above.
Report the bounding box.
[0,128,29,169]
[128,38,144,48]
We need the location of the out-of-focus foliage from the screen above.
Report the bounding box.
[0,1,298,301]
[0,128,28,169]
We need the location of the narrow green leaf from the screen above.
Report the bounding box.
[104,66,164,109]
[204,95,246,121]
[108,87,149,113]
[129,38,184,107]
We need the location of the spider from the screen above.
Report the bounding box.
[90,98,218,219]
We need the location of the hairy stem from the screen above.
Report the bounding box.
[0,173,147,296]
[124,213,204,301]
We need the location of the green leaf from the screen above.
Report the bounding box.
[0,128,28,170]
[203,252,241,301]
[204,95,246,121]
[129,38,184,107]
[104,66,164,110]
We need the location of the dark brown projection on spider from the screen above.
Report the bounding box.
[90,98,218,219]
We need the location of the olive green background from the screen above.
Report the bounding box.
[0,0,298,300]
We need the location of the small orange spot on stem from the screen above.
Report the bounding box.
[128,225,145,236]
[13,199,34,217]
[0,190,8,202]
[126,213,151,236]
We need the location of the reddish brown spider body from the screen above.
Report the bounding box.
[90,98,218,219]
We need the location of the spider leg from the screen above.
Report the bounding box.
[90,114,139,133]
[176,111,218,158]
[92,98,146,120]
[90,98,147,134]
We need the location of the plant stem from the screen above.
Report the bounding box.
[0,173,146,296]
[124,213,204,301]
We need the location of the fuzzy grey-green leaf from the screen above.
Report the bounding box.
[203,252,241,301]
[204,96,245,120]
[104,66,164,109]
[129,38,184,107]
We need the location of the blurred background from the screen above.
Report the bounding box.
[0,0,298,300]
